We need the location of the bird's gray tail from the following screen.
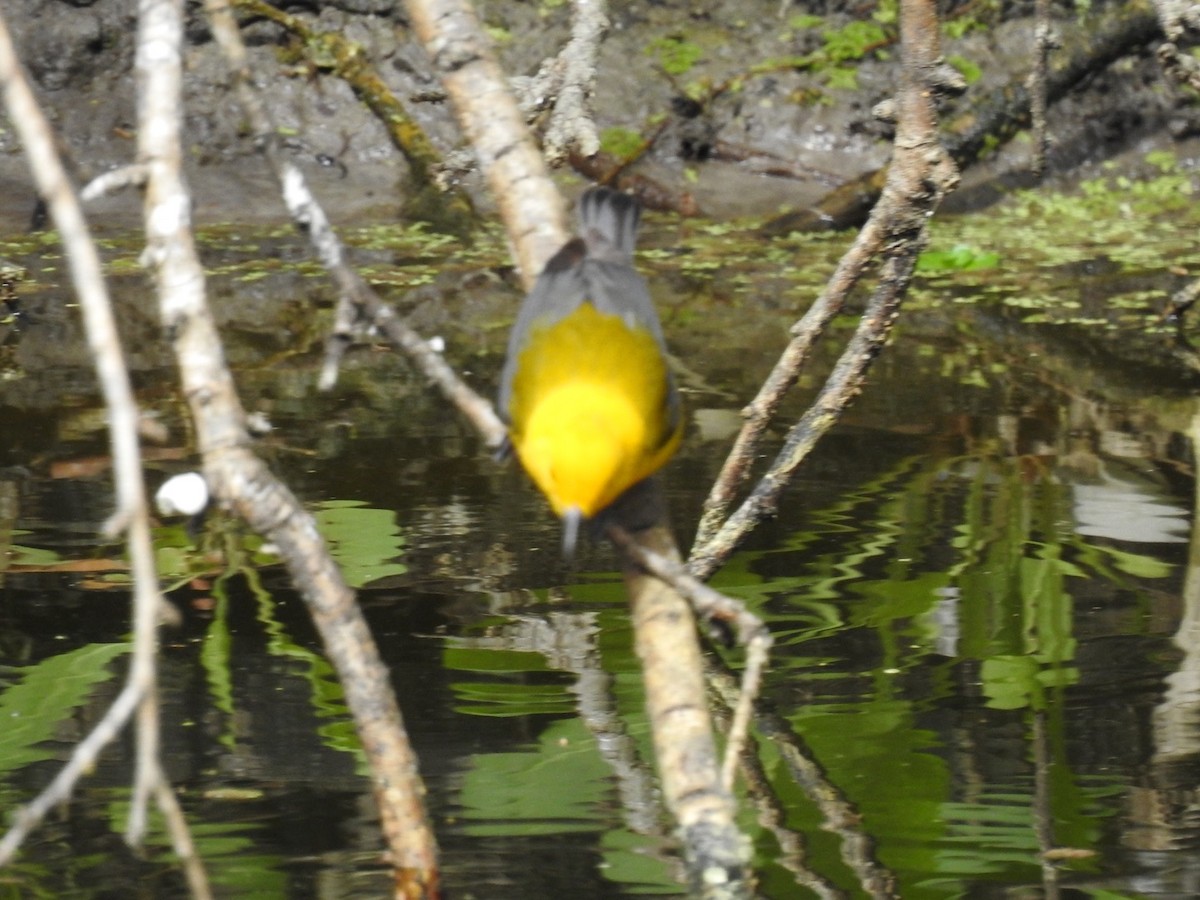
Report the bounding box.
[578,186,641,263]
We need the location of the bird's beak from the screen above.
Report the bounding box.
[562,506,583,559]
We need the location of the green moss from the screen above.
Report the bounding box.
[1144,149,1177,173]
[600,127,645,159]
[645,36,704,76]
[820,19,888,65]
[945,54,982,85]
[786,13,824,30]
[825,65,859,91]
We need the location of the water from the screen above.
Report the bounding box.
[2,178,1199,898]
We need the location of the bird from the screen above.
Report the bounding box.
[498,186,683,554]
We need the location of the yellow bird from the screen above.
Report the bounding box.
[499,187,683,551]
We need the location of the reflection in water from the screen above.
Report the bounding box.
[1135,413,1200,897]
[701,369,1193,897]
[1,222,1199,897]
[1071,470,1189,545]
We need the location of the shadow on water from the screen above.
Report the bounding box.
[4,171,1200,897]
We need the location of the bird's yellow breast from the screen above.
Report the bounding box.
[507,302,680,518]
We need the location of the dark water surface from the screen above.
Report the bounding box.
[2,180,1200,899]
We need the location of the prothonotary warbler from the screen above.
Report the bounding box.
[499,187,683,552]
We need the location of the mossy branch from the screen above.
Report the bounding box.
[234,0,476,237]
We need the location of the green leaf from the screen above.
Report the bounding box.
[458,718,609,834]
[981,654,1040,710]
[5,544,62,566]
[0,643,129,775]
[312,500,407,588]
[1098,546,1174,579]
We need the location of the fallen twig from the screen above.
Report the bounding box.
[232,0,476,237]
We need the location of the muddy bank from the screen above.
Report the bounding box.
[0,0,1189,227]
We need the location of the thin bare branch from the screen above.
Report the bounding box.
[81,163,151,201]
[0,6,194,881]
[692,234,881,550]
[607,522,771,791]
[705,668,846,900]
[1027,0,1058,177]
[155,769,214,898]
[689,0,959,582]
[138,0,439,894]
[202,0,505,448]
[405,0,568,284]
[513,0,609,164]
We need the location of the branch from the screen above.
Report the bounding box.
[763,0,1160,235]
[232,0,476,236]
[692,219,885,550]
[404,0,568,285]
[203,0,506,443]
[403,0,752,893]
[0,9,207,892]
[1026,0,1058,177]
[512,0,608,165]
[689,0,960,581]
[607,523,771,791]
[608,482,750,898]
[80,163,151,201]
[138,0,439,895]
